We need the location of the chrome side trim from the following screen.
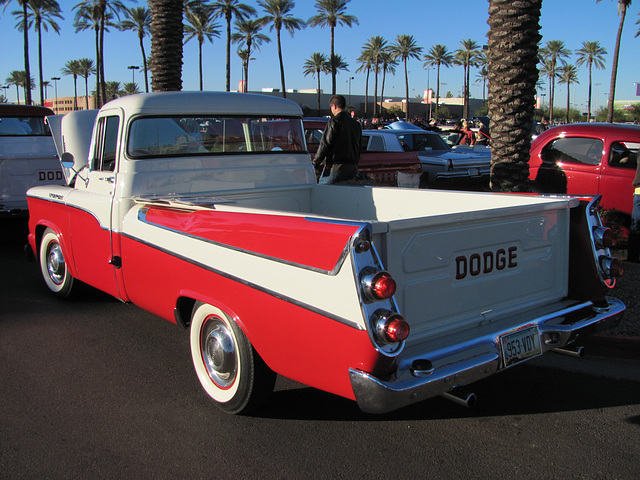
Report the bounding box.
[121,232,365,331]
[349,296,625,413]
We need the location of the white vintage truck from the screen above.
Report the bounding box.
[0,104,63,215]
[26,92,625,415]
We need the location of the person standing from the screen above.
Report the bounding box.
[459,120,476,145]
[628,161,640,262]
[313,95,362,184]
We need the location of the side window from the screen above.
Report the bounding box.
[368,135,385,151]
[609,141,639,170]
[93,116,119,172]
[540,137,603,166]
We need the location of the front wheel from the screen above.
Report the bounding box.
[189,302,276,414]
[39,228,75,298]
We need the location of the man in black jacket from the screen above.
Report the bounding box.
[313,95,362,184]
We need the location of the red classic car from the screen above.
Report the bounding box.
[530,123,640,225]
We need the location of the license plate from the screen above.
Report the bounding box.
[500,326,541,367]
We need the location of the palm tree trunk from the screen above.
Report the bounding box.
[99,16,106,104]
[37,20,45,106]
[316,71,321,114]
[364,67,369,117]
[566,83,570,124]
[277,28,286,98]
[587,62,592,121]
[607,4,627,123]
[330,26,336,95]
[85,76,89,109]
[139,34,149,93]
[380,70,387,117]
[373,65,379,118]
[487,0,542,192]
[436,64,441,115]
[225,15,232,92]
[198,41,203,90]
[149,0,184,92]
[464,62,470,119]
[73,76,78,110]
[94,26,101,107]
[22,3,32,105]
[403,59,409,120]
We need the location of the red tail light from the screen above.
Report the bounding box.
[593,226,616,249]
[362,271,397,301]
[600,256,624,278]
[373,310,410,344]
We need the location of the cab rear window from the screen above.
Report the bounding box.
[0,116,51,136]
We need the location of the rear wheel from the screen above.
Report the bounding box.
[39,228,75,298]
[189,302,276,414]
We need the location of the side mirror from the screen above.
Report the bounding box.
[61,152,75,169]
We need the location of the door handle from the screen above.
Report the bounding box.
[98,177,115,183]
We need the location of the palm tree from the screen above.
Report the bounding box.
[210,0,256,92]
[184,5,221,91]
[307,0,358,96]
[455,39,480,119]
[389,34,423,120]
[475,66,489,103]
[74,0,126,106]
[258,0,305,98]
[74,3,116,106]
[104,80,121,100]
[121,82,140,96]
[559,65,579,123]
[597,0,632,123]
[77,58,95,109]
[236,48,254,88]
[61,59,82,110]
[14,0,63,107]
[356,50,372,117]
[362,36,386,117]
[487,0,542,192]
[539,39,571,123]
[575,41,607,122]
[303,52,329,113]
[5,70,34,104]
[120,6,152,93]
[423,44,454,117]
[231,18,270,92]
[379,49,398,115]
[1,0,34,104]
[148,0,184,92]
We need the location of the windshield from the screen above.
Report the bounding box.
[0,116,51,136]
[127,116,305,158]
[397,132,449,152]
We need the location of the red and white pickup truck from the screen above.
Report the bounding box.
[27,92,625,415]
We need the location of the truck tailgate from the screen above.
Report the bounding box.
[378,199,571,343]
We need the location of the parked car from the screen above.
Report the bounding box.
[360,123,490,189]
[529,123,640,233]
[304,118,422,187]
[0,104,63,215]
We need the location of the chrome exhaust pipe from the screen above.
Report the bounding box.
[441,388,477,408]
[551,345,585,358]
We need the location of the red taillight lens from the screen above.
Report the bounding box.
[372,272,396,299]
[362,270,397,301]
[600,256,624,277]
[373,310,410,344]
[593,226,616,249]
[386,316,410,342]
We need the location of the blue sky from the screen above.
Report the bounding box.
[1,0,639,112]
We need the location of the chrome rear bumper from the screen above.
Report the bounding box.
[349,297,625,414]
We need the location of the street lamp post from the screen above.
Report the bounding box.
[128,65,140,85]
[51,77,60,114]
[425,66,432,119]
[348,76,354,110]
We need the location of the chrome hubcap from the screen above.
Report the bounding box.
[201,318,237,388]
[47,243,65,285]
